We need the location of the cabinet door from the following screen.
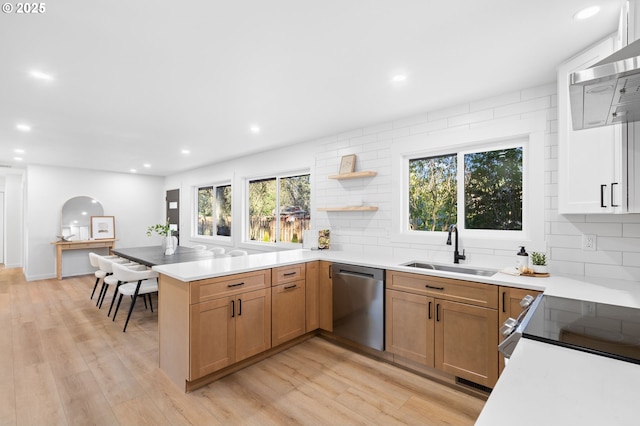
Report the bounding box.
[558,35,625,213]
[498,287,541,373]
[189,297,235,380]
[235,288,271,362]
[272,280,306,346]
[385,289,434,367]
[305,261,320,331]
[435,299,498,388]
[318,261,333,331]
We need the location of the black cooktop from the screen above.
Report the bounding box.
[522,295,640,365]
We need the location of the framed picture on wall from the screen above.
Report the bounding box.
[339,154,356,174]
[91,216,115,239]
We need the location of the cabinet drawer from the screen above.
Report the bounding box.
[190,270,270,304]
[272,264,305,286]
[387,270,498,309]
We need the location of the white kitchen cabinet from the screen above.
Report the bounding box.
[558,35,628,214]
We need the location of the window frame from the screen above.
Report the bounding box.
[243,169,312,249]
[192,181,232,242]
[391,117,545,249]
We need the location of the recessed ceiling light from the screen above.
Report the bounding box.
[143,163,151,168]
[250,125,261,134]
[16,123,31,132]
[130,168,137,173]
[13,157,23,161]
[181,149,190,155]
[574,5,600,20]
[392,74,407,82]
[14,148,25,154]
[29,70,54,81]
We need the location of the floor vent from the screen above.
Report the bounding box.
[456,377,492,394]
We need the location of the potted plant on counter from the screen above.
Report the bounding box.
[530,251,548,274]
[147,220,177,255]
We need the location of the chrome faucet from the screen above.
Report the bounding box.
[446,224,466,264]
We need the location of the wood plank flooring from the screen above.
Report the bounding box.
[0,265,485,425]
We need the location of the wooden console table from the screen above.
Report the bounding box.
[51,239,117,280]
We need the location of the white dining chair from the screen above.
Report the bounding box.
[227,249,248,257]
[88,252,119,300]
[190,244,207,251]
[209,246,226,255]
[111,262,159,332]
[96,255,140,314]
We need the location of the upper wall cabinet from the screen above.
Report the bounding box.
[558,35,626,214]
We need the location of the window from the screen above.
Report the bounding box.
[196,184,231,237]
[409,145,523,233]
[248,173,310,244]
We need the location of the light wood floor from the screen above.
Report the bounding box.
[0,265,485,425]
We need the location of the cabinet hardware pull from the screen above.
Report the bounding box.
[436,303,440,322]
[283,272,297,276]
[231,300,235,318]
[611,182,619,207]
[238,299,242,316]
[428,301,432,319]
[227,282,245,288]
[284,284,297,290]
[328,264,332,279]
[502,292,506,313]
[600,184,607,208]
[425,284,444,291]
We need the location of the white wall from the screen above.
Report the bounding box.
[164,139,318,252]
[168,82,640,282]
[24,165,165,280]
[4,172,23,268]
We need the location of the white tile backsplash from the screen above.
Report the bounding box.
[312,83,640,282]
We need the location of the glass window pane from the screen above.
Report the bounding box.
[409,154,457,231]
[279,174,310,243]
[215,185,232,236]
[197,186,213,236]
[464,147,523,230]
[249,178,276,242]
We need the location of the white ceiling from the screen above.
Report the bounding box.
[0,0,625,176]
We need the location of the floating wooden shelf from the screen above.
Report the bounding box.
[317,206,379,212]
[328,171,377,180]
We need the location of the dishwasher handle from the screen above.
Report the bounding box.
[336,269,375,279]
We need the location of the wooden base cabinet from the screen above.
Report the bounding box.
[386,289,434,367]
[305,261,320,331]
[435,299,498,387]
[272,265,306,347]
[385,271,499,388]
[318,261,333,331]
[190,288,271,381]
[159,269,272,390]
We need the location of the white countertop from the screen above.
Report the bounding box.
[476,338,640,426]
[152,248,549,291]
[153,248,640,424]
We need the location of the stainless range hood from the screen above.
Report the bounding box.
[570,38,640,130]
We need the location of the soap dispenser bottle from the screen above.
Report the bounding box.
[516,246,528,270]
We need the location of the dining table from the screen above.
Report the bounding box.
[111,245,219,267]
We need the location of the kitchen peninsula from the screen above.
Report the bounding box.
[151,249,640,425]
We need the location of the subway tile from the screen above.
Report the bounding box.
[393,114,429,129]
[494,97,551,118]
[363,122,393,135]
[447,109,494,128]
[521,83,556,101]
[428,103,470,122]
[410,118,448,135]
[469,91,521,112]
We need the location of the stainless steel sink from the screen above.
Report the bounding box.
[401,261,497,277]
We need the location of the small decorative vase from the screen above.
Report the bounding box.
[163,236,176,255]
[531,264,548,274]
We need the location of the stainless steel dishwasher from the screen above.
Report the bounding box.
[332,263,385,351]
